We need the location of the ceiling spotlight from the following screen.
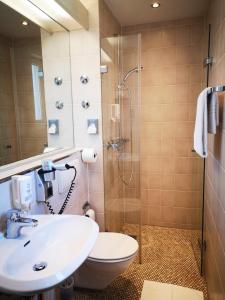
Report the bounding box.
[151,2,160,8]
[22,20,29,26]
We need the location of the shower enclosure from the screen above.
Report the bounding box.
[101,23,205,272]
[101,34,142,260]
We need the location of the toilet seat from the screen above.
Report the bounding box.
[88,232,139,262]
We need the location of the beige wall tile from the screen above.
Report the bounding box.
[161,66,176,85]
[142,206,150,225]
[145,174,161,189]
[149,205,162,224]
[126,18,204,230]
[176,25,191,46]
[161,27,176,47]
[203,2,225,296]
[142,68,162,86]
[162,206,175,223]
[142,189,161,207]
[161,137,174,156]
[162,174,175,190]
[95,213,105,232]
[142,29,162,50]
[175,84,189,103]
[118,19,204,231]
[161,190,175,207]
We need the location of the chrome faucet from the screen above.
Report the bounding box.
[6,209,38,239]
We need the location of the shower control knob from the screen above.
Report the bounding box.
[55,100,64,110]
[80,75,89,84]
[81,101,90,109]
[54,77,63,86]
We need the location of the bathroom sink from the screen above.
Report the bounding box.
[0,214,99,294]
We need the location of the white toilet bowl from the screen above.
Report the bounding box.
[74,232,139,290]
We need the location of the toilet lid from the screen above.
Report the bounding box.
[88,232,139,261]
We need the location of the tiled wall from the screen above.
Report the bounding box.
[124,18,204,229]
[13,37,47,159]
[69,0,105,230]
[204,0,225,298]
[0,35,18,165]
[99,0,120,39]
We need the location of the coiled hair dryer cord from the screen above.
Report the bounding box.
[45,165,77,215]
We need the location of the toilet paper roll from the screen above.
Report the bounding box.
[82,148,97,163]
[85,209,95,221]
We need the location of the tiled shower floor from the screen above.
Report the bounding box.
[74,225,207,300]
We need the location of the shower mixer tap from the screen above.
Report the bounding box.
[106,138,129,150]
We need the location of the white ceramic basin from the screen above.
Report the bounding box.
[0,214,99,294]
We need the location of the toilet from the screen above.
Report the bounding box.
[74,232,139,290]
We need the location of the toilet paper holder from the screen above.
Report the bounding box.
[82,201,91,214]
[82,202,95,220]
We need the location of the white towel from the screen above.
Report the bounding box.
[194,87,211,158]
[208,92,219,134]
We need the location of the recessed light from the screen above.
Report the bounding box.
[22,20,29,26]
[151,2,160,8]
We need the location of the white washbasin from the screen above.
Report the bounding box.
[0,214,99,294]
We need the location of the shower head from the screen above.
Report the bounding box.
[123,66,143,83]
[118,66,143,89]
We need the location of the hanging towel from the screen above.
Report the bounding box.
[208,92,219,134]
[194,87,211,158]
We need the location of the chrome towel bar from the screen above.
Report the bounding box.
[208,85,225,94]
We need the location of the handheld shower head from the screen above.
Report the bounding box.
[123,66,142,82]
[118,66,143,89]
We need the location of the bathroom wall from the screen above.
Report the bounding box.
[69,0,105,230]
[99,0,120,39]
[0,151,88,232]
[13,37,47,159]
[99,0,123,232]
[123,18,204,229]
[204,0,225,298]
[41,30,74,150]
[0,35,18,166]
[0,1,106,232]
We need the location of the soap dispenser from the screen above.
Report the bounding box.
[11,175,33,211]
[87,119,98,135]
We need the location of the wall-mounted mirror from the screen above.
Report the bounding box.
[0,1,74,168]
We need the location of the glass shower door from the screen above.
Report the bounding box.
[101,33,142,261]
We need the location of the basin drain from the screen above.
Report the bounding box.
[33,262,47,271]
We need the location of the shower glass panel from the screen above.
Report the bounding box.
[101,34,142,259]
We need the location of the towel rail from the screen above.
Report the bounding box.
[208,85,225,94]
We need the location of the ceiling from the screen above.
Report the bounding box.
[104,0,210,26]
[0,1,40,39]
